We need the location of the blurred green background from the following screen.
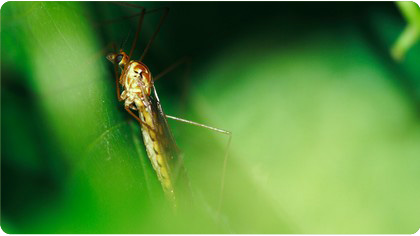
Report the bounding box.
[2,1,420,234]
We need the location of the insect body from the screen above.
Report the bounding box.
[107,50,178,203]
[104,4,231,210]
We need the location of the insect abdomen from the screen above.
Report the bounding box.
[139,109,176,202]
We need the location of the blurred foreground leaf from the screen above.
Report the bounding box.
[391,2,420,61]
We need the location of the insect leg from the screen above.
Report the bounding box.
[83,37,121,101]
[98,42,123,101]
[113,49,123,102]
[94,8,145,27]
[96,3,168,62]
[124,106,155,133]
[165,115,232,213]
[166,115,230,136]
[154,56,192,111]
[154,56,191,82]
[128,7,146,61]
[139,7,169,61]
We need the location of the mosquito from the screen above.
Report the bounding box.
[104,3,232,209]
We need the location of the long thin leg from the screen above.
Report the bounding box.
[95,3,167,27]
[165,115,232,213]
[94,11,144,27]
[83,39,121,101]
[103,42,124,101]
[139,7,169,61]
[154,56,191,112]
[128,8,146,61]
[108,43,122,102]
[124,106,155,133]
[114,64,122,101]
[111,44,124,102]
[154,56,191,82]
[107,3,169,62]
[93,3,146,56]
[97,3,168,62]
[166,115,230,136]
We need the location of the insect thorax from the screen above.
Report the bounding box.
[121,61,153,109]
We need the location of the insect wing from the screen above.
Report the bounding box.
[150,86,188,186]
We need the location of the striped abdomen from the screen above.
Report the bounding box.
[138,105,176,203]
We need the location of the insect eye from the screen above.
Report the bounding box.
[116,54,123,63]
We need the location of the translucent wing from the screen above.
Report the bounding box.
[149,85,191,192]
